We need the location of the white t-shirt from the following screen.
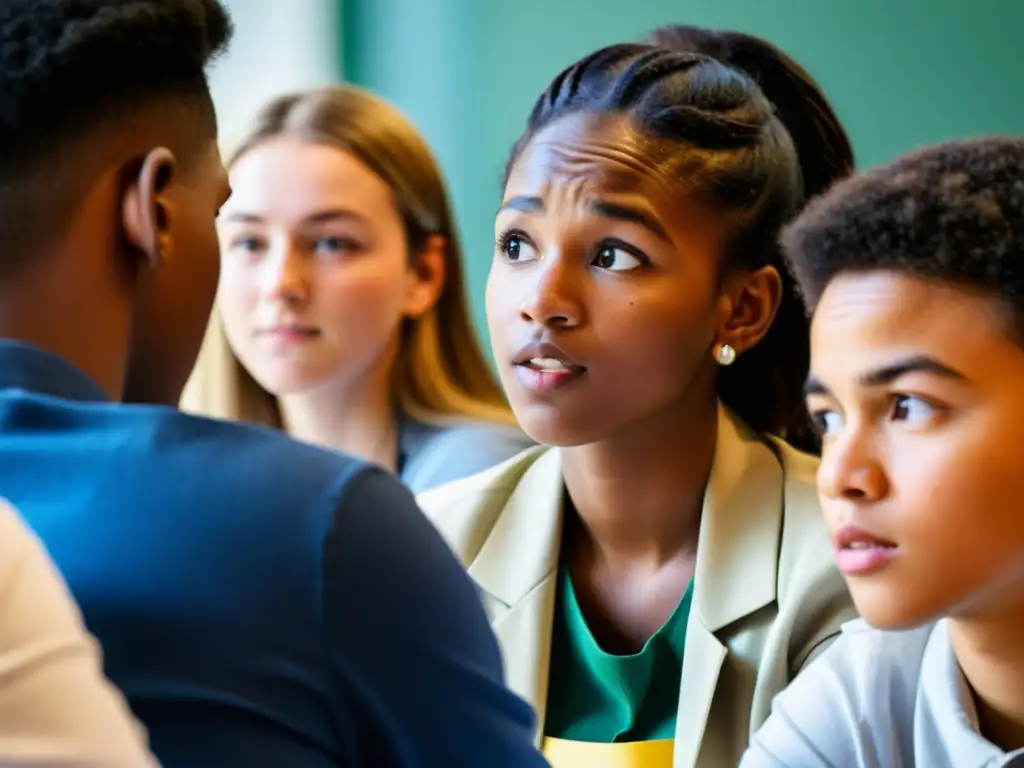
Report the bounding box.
[740,618,1024,768]
[0,499,156,766]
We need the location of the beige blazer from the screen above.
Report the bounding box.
[418,406,856,768]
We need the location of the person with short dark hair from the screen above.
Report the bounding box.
[741,136,1024,767]
[419,26,856,767]
[0,3,546,766]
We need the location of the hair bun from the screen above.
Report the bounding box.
[645,24,855,200]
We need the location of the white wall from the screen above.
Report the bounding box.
[180,0,340,410]
[209,0,341,152]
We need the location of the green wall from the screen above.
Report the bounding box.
[342,0,1024,346]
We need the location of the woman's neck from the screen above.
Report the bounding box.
[278,352,400,471]
[949,590,1024,753]
[560,391,719,570]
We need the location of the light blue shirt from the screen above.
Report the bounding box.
[742,619,1024,768]
[399,417,534,493]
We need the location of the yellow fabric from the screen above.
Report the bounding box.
[543,737,674,768]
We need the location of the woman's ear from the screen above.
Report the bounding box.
[403,235,447,318]
[121,147,177,272]
[713,264,783,357]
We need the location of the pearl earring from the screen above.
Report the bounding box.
[714,343,737,366]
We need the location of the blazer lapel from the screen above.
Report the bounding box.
[673,405,785,767]
[457,408,786,758]
[465,448,565,744]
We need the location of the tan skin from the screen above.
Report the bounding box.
[808,270,1024,752]
[0,102,230,404]
[488,114,781,653]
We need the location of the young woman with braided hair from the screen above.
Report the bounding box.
[421,27,856,767]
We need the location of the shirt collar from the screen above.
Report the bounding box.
[0,341,110,403]
[925,619,1024,764]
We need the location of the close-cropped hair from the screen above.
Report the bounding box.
[506,30,854,448]
[781,136,1024,329]
[183,85,516,428]
[0,0,232,273]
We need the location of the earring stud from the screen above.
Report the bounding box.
[714,343,737,366]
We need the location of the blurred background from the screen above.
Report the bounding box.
[212,0,1024,349]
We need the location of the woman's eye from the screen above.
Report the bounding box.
[313,236,360,255]
[890,394,935,425]
[811,409,844,436]
[592,245,643,272]
[499,232,537,263]
[230,236,264,254]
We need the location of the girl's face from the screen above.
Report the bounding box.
[217,138,443,397]
[487,113,780,447]
[807,270,1024,629]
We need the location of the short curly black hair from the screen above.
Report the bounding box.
[782,136,1024,331]
[0,0,232,268]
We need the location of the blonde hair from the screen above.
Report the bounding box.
[181,85,514,428]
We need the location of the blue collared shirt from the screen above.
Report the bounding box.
[0,341,546,768]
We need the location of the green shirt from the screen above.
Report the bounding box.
[544,567,694,743]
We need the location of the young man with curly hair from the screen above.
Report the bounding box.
[0,3,545,766]
[741,136,1024,767]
